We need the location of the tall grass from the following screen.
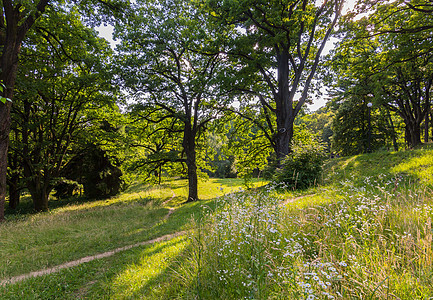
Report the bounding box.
[172,176,433,299]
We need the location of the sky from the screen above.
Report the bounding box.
[96,0,357,112]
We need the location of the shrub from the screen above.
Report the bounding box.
[273,143,326,190]
[54,179,81,199]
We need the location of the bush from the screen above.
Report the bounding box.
[273,143,326,189]
[54,179,81,199]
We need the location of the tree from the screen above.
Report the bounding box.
[0,0,50,220]
[296,106,334,151]
[330,94,399,156]
[9,7,117,211]
[0,0,128,220]
[331,1,433,149]
[205,0,344,163]
[115,0,225,202]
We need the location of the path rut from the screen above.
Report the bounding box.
[0,190,182,287]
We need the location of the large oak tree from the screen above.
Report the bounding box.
[205,0,344,162]
[115,0,225,201]
[10,7,116,211]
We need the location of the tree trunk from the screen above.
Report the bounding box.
[386,110,399,151]
[275,120,293,162]
[0,26,23,221]
[27,179,50,212]
[7,174,20,209]
[274,50,294,164]
[0,103,10,220]
[406,121,422,148]
[186,153,198,202]
[183,124,198,203]
[0,74,16,221]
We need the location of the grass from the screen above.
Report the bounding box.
[0,178,263,280]
[1,147,433,299]
[1,235,189,299]
[323,144,433,187]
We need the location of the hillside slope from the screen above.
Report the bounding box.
[1,148,432,299]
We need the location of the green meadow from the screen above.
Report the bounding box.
[1,147,433,299]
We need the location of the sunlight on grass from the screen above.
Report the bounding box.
[0,178,266,280]
[0,202,167,278]
[109,236,189,299]
[392,151,433,185]
[173,179,433,299]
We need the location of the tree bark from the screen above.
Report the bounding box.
[186,152,198,202]
[183,124,198,203]
[274,50,294,163]
[406,120,422,148]
[0,102,10,220]
[0,35,18,221]
[27,181,50,212]
[386,110,399,151]
[275,119,293,162]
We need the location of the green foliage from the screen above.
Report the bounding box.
[296,107,334,151]
[53,179,82,199]
[0,83,11,104]
[79,145,123,199]
[203,0,344,160]
[330,97,402,156]
[7,6,119,210]
[217,115,272,180]
[331,0,433,149]
[274,142,326,190]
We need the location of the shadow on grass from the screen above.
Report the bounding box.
[323,147,433,188]
[4,192,156,221]
[0,236,195,300]
[5,194,97,218]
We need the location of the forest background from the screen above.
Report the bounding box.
[0,0,432,218]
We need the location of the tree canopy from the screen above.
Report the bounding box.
[2,0,433,217]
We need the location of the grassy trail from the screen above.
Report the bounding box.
[0,188,185,287]
[0,231,187,287]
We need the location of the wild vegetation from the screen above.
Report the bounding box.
[1,146,432,299]
[1,0,433,298]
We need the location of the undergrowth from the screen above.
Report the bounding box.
[171,176,433,299]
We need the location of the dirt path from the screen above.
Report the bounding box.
[280,194,315,207]
[0,190,182,287]
[162,189,176,206]
[0,230,187,287]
